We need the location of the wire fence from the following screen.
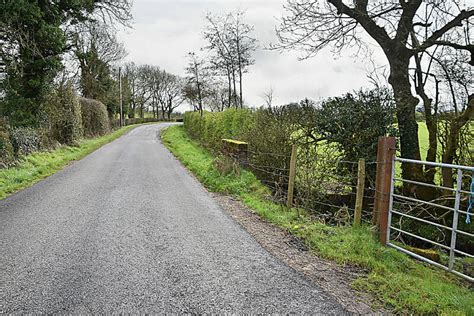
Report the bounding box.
[221,137,473,280]
[243,145,379,226]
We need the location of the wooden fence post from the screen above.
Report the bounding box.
[373,136,396,245]
[353,158,366,227]
[287,145,297,208]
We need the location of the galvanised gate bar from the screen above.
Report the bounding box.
[386,157,473,282]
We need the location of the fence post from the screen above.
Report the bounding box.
[354,158,366,227]
[287,145,297,208]
[373,136,396,245]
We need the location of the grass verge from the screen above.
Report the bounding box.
[0,124,139,200]
[162,125,473,315]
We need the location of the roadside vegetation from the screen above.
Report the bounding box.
[1,0,182,175]
[0,124,139,200]
[162,124,473,315]
[182,100,473,255]
[2,0,472,313]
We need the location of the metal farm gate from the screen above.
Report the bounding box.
[386,157,473,282]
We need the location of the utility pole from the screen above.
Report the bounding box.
[119,66,123,127]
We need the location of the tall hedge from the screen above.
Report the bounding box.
[42,84,83,146]
[0,118,14,167]
[79,98,110,137]
[184,109,255,151]
[183,96,396,213]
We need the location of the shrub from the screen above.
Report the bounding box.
[79,98,109,137]
[183,93,398,219]
[183,109,254,152]
[43,84,83,145]
[10,126,41,155]
[241,105,300,189]
[314,89,397,163]
[0,118,14,167]
[123,118,160,126]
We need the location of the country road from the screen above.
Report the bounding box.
[0,123,345,314]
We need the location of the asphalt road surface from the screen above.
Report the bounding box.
[1,123,345,314]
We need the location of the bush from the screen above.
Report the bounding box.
[79,98,109,137]
[124,118,161,126]
[10,126,41,155]
[183,92,398,218]
[43,84,83,145]
[0,118,14,167]
[314,89,397,163]
[242,105,305,189]
[184,109,254,151]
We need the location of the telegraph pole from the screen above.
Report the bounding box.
[119,66,123,127]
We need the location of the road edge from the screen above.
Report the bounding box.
[0,123,153,201]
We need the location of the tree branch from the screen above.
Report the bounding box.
[395,0,422,44]
[327,0,392,47]
[417,9,474,51]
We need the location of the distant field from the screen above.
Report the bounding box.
[417,121,473,162]
[417,122,431,161]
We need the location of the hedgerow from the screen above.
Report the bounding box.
[79,98,110,137]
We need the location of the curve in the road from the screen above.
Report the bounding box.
[0,123,345,314]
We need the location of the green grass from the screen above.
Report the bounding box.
[0,124,140,200]
[162,125,474,315]
[418,122,431,161]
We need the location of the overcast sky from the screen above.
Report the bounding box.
[117,0,387,111]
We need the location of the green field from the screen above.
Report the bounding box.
[162,125,473,315]
[417,121,474,160]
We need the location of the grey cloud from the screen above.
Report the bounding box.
[118,0,386,111]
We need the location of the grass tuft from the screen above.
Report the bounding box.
[162,125,473,315]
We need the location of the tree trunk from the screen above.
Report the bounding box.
[442,96,474,189]
[167,99,172,121]
[226,69,232,108]
[238,46,243,108]
[239,67,243,108]
[160,103,166,120]
[129,102,136,118]
[232,68,239,108]
[195,65,203,114]
[232,69,238,108]
[388,56,424,183]
[413,52,438,183]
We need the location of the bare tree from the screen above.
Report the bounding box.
[163,74,185,120]
[149,66,165,118]
[229,10,258,107]
[204,12,236,108]
[206,80,230,112]
[274,0,473,182]
[185,52,208,116]
[73,22,126,104]
[123,63,153,118]
[434,49,473,188]
[91,0,133,28]
[262,86,275,108]
[204,10,257,108]
[183,82,200,112]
